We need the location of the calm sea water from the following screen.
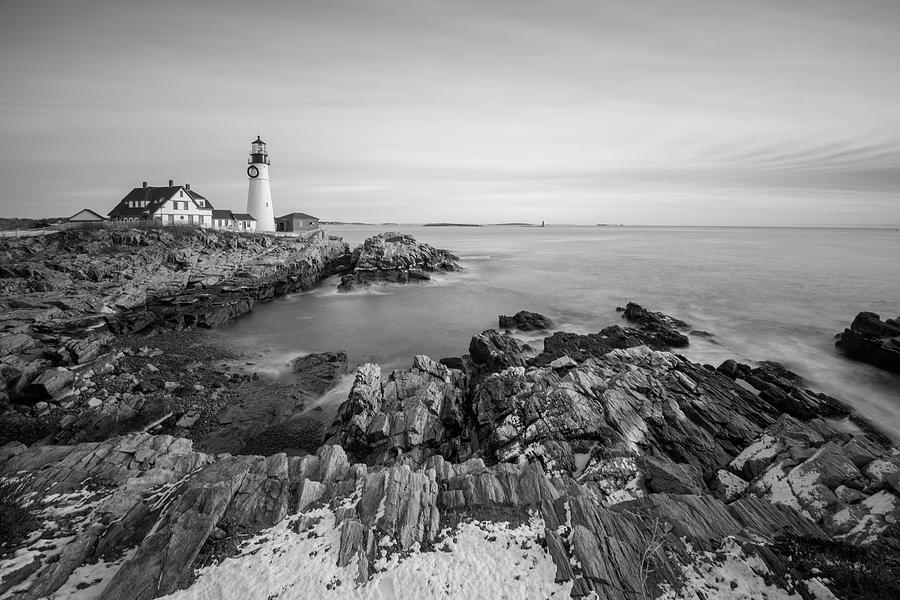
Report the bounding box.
[212,225,900,440]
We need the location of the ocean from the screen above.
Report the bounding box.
[211,225,900,440]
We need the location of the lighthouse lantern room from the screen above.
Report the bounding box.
[246,135,276,232]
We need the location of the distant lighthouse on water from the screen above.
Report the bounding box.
[246,135,276,232]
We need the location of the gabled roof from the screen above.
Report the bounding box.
[276,212,318,220]
[185,189,208,202]
[108,185,214,217]
[232,213,256,221]
[69,208,106,221]
[211,209,234,220]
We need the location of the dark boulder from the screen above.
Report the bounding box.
[531,322,685,366]
[717,359,856,422]
[836,312,900,374]
[531,331,619,366]
[498,310,553,331]
[622,301,689,347]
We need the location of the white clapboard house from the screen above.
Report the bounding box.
[108,180,215,227]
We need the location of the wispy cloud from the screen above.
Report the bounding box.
[0,0,898,224]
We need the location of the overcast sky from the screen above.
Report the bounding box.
[1,0,899,225]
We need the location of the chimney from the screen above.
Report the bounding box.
[168,179,174,187]
[142,181,148,188]
[185,183,190,191]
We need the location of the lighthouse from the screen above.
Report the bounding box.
[246,135,276,232]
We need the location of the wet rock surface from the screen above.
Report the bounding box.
[836,311,900,374]
[2,248,899,600]
[498,310,553,331]
[0,228,350,448]
[337,232,461,292]
[290,351,347,395]
[530,302,691,367]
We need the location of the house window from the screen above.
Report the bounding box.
[179,190,184,197]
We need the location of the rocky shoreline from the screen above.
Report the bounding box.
[0,227,352,449]
[1,230,898,600]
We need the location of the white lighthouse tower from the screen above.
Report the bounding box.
[246,135,276,232]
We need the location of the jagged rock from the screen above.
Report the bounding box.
[16,366,74,404]
[530,330,621,366]
[100,455,256,599]
[863,455,900,491]
[639,454,705,494]
[830,490,900,544]
[622,301,690,347]
[468,329,530,373]
[548,355,578,369]
[105,235,349,334]
[836,311,900,374]
[3,302,899,600]
[531,319,689,366]
[717,359,857,423]
[713,469,750,502]
[327,356,467,464]
[0,332,39,356]
[290,350,347,395]
[498,310,553,331]
[62,334,112,364]
[337,232,461,292]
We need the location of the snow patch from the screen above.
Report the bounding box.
[161,508,572,600]
[730,433,781,473]
[658,537,835,600]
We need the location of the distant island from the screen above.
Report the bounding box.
[423,223,483,227]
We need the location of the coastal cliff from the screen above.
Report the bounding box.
[0,227,349,445]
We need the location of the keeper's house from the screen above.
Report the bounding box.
[108,180,214,226]
[275,212,319,232]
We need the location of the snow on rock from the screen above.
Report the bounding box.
[161,508,572,600]
[729,433,783,479]
[713,469,749,503]
[831,490,900,544]
[658,537,837,600]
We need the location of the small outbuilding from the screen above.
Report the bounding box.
[67,209,107,227]
[275,212,319,232]
[231,213,257,232]
[211,209,257,232]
